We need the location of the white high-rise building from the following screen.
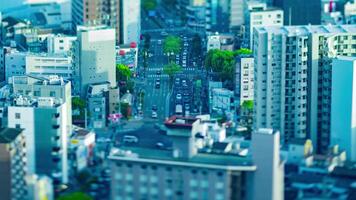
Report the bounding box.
[8,96,69,185]
[254,25,356,153]
[74,26,116,97]
[331,56,356,161]
[235,55,254,104]
[121,0,141,44]
[244,1,283,48]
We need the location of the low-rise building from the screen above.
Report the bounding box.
[207,33,235,51]
[69,126,96,172]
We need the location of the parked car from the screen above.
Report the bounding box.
[152,111,158,118]
[123,135,138,143]
[176,93,182,100]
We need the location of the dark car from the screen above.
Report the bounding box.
[156,70,161,75]
[155,79,160,89]
[152,105,157,111]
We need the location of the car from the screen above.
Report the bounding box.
[123,135,138,143]
[155,142,164,149]
[175,78,180,85]
[176,93,182,100]
[184,42,188,47]
[185,104,190,110]
[157,40,162,45]
[156,70,161,75]
[151,111,158,118]
[182,79,187,86]
[183,51,187,56]
[152,105,157,111]
[155,79,160,89]
[161,31,168,36]
[182,63,187,67]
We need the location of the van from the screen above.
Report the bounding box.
[123,135,138,143]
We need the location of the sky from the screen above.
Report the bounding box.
[0,0,25,11]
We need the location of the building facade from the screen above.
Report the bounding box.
[8,96,69,185]
[0,128,27,200]
[253,25,356,153]
[74,26,116,97]
[71,0,140,44]
[330,56,356,161]
[235,55,254,105]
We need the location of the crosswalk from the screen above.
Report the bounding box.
[147,74,169,78]
[147,67,196,72]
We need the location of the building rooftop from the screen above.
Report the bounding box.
[10,75,68,86]
[256,25,356,36]
[109,146,255,171]
[164,115,198,129]
[0,128,23,143]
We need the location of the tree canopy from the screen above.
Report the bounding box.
[163,36,182,55]
[116,64,131,81]
[142,0,157,10]
[241,100,254,111]
[163,62,182,87]
[57,192,92,200]
[205,48,253,82]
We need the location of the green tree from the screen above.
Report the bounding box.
[72,97,86,110]
[241,100,254,111]
[116,64,131,81]
[163,62,182,87]
[57,192,92,200]
[234,48,252,56]
[205,49,236,81]
[142,0,157,10]
[163,36,182,58]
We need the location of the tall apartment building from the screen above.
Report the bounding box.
[8,96,69,185]
[244,1,283,48]
[205,0,230,33]
[230,0,244,31]
[253,25,356,153]
[331,56,356,161]
[71,0,140,44]
[235,55,254,104]
[273,0,321,25]
[74,26,116,97]
[0,128,27,200]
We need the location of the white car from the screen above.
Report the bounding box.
[176,94,182,100]
[123,135,138,143]
[152,111,158,118]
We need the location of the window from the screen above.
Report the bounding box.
[50,91,56,97]
[15,113,21,119]
[15,124,21,129]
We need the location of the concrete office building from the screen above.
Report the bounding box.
[273,0,321,25]
[230,0,244,31]
[25,53,73,79]
[249,128,284,200]
[235,55,254,104]
[244,1,283,48]
[109,117,284,200]
[8,96,69,185]
[74,26,116,97]
[71,0,140,44]
[109,116,256,200]
[253,25,356,153]
[0,128,27,200]
[331,56,356,161]
[47,34,76,55]
[5,50,26,81]
[9,75,72,132]
[206,33,235,51]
